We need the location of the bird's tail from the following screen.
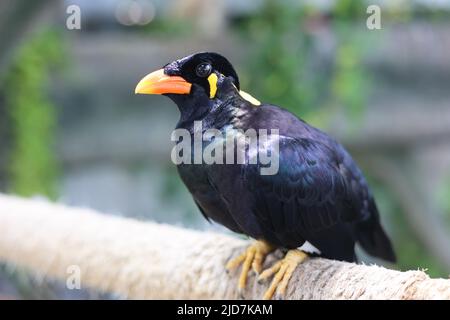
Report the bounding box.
[354,207,396,263]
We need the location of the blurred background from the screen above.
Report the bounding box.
[0,0,450,299]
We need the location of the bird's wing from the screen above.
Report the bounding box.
[241,136,368,247]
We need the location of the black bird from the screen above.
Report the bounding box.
[135,52,396,299]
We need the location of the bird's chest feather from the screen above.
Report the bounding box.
[178,162,245,233]
[176,132,239,203]
[175,129,245,233]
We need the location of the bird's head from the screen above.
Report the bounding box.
[135,52,260,119]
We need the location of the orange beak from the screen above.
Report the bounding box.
[135,69,192,95]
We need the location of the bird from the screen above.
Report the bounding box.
[135,52,396,300]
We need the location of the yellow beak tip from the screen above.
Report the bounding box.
[134,82,145,94]
[134,68,192,95]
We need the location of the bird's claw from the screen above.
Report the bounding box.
[226,240,274,292]
[258,249,308,300]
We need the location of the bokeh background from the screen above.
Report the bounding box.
[1,0,450,299]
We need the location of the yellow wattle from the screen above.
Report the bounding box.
[239,90,261,106]
[207,73,218,99]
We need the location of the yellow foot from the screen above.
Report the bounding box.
[226,240,274,291]
[258,249,308,300]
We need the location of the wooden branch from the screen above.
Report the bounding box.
[0,194,449,299]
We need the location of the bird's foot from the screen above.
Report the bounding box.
[258,249,308,300]
[226,240,274,292]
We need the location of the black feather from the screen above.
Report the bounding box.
[162,52,395,263]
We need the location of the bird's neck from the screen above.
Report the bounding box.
[169,92,212,128]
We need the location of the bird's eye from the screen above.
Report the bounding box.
[195,63,212,78]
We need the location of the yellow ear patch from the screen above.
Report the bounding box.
[239,90,261,106]
[207,73,218,99]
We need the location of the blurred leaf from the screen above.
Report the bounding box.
[370,175,448,277]
[235,0,371,131]
[3,29,64,198]
[436,174,450,221]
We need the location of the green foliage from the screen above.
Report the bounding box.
[329,25,371,129]
[3,30,63,198]
[141,18,194,38]
[392,217,446,278]
[436,174,450,228]
[234,0,371,129]
[370,177,447,277]
[333,0,365,20]
[234,1,318,117]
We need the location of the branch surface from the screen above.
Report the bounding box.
[0,194,449,299]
